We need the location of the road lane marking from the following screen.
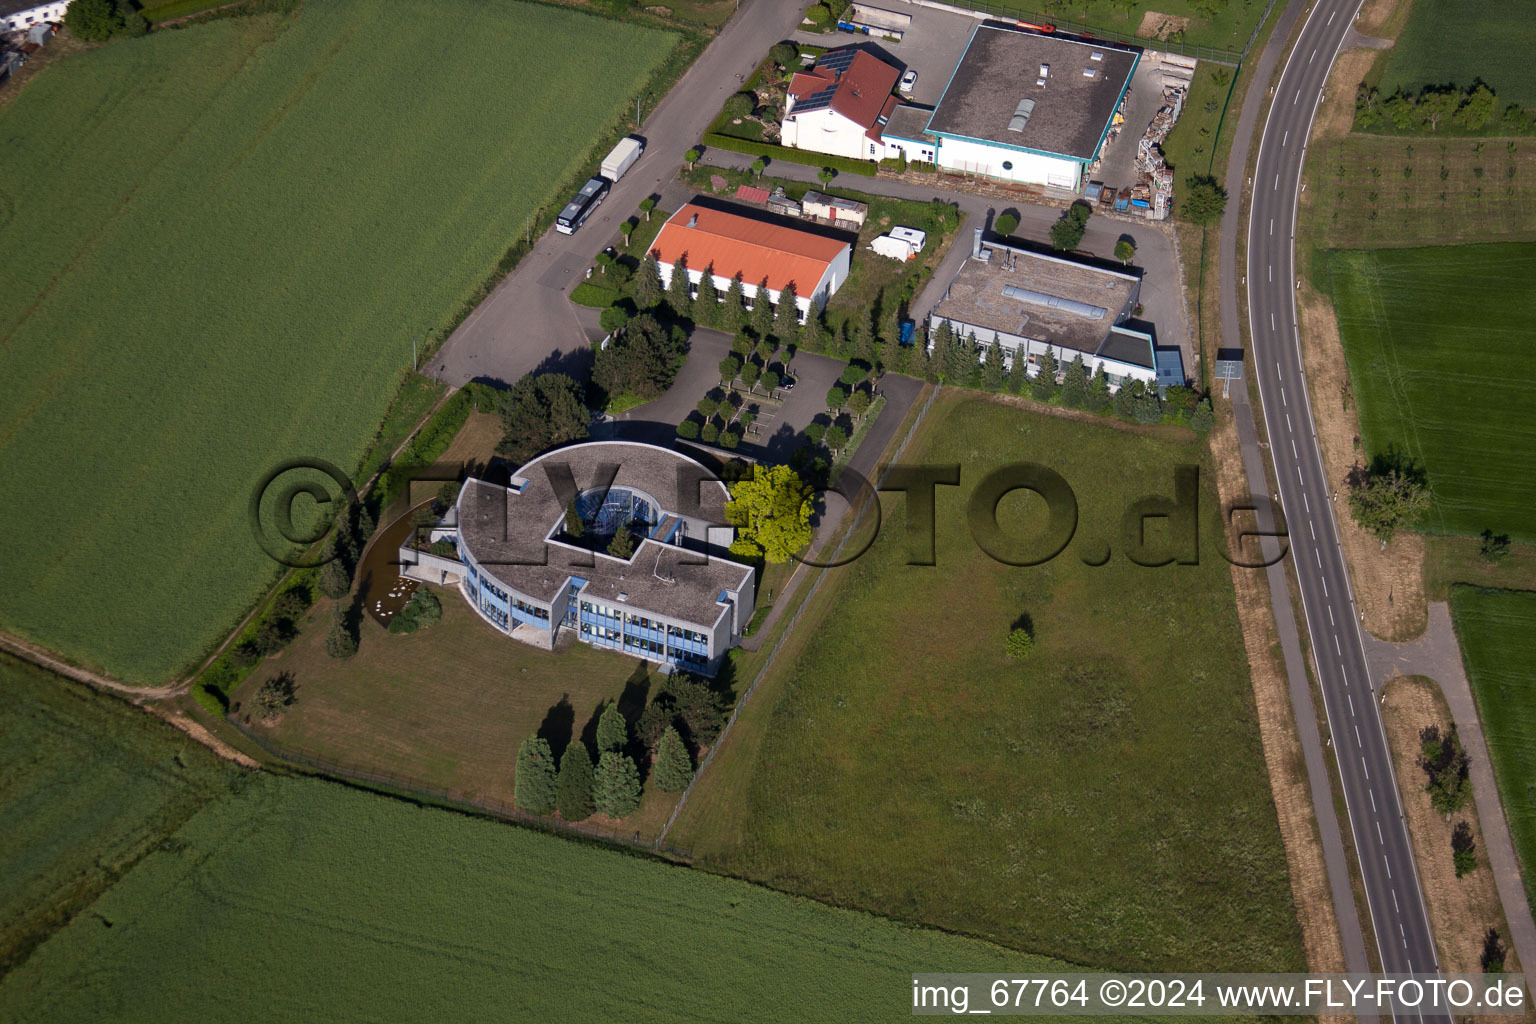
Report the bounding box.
[1271,312,1276,330]
[1283,129,1290,145]
[1370,789,1376,811]
[1316,549,1323,568]
[1309,48,1317,63]
[1321,577,1328,596]
[1294,88,1302,104]
[1363,756,1370,780]
[1328,9,1336,23]
[1334,633,1341,654]
[1270,217,1275,234]
[1377,819,1384,842]
[1304,492,1310,513]
[1329,605,1335,625]
[1292,439,1299,457]
[1281,385,1287,404]
[1286,412,1293,431]
[1393,889,1399,911]
[1268,264,1272,281]
[1383,853,1390,878]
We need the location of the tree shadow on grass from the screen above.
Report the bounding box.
[537,694,576,762]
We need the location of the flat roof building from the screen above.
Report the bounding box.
[926,27,1138,190]
[650,201,852,321]
[399,441,755,677]
[929,231,1159,390]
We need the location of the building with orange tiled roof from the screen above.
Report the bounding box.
[650,202,852,323]
[781,47,901,162]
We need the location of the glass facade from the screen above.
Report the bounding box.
[574,487,654,537]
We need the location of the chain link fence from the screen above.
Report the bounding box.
[226,713,693,860]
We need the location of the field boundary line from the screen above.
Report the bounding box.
[657,383,944,846]
[223,712,695,859]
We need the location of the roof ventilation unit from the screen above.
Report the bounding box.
[1039,63,1050,77]
[687,213,698,227]
[1090,51,1104,61]
[1007,98,1036,132]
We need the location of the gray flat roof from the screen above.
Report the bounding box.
[926,28,1137,161]
[932,244,1141,360]
[456,442,752,628]
[882,103,936,143]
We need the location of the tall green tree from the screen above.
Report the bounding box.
[666,253,692,318]
[722,273,747,329]
[773,282,801,341]
[564,499,585,539]
[593,750,642,818]
[634,251,664,310]
[695,263,720,326]
[1182,175,1228,225]
[1113,378,1143,419]
[1085,367,1112,412]
[653,725,694,793]
[325,608,356,659]
[555,743,595,820]
[1059,354,1089,407]
[514,736,558,814]
[597,702,628,753]
[607,522,636,559]
[1030,351,1058,401]
[65,0,121,40]
[1349,466,1429,543]
[319,557,351,600]
[750,278,774,337]
[852,308,876,365]
[497,372,590,464]
[725,464,814,563]
[593,313,686,404]
[801,310,825,352]
[980,340,1007,392]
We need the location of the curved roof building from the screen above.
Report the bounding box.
[400,441,755,676]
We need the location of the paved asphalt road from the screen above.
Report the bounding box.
[428,0,807,388]
[1245,0,1446,1006]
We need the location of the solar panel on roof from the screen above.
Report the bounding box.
[817,48,856,74]
[792,85,837,114]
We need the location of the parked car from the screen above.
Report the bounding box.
[899,69,918,94]
[781,376,796,391]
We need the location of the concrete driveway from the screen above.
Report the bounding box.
[427,0,809,390]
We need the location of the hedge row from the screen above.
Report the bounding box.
[701,133,878,177]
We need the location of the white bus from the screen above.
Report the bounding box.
[556,177,610,235]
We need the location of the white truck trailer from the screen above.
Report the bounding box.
[600,137,644,182]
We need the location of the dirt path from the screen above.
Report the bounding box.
[1364,604,1536,986]
[0,630,182,699]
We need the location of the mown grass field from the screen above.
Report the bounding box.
[0,774,1122,1022]
[671,395,1304,971]
[1450,586,1536,915]
[951,0,1267,54]
[234,589,692,839]
[0,655,237,973]
[1324,244,1536,541]
[0,0,676,683]
[1306,135,1536,249]
[1378,0,1536,107]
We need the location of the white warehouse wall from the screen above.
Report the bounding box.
[933,135,1082,190]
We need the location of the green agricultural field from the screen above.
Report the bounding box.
[1324,243,1536,541]
[0,655,238,972]
[0,774,1118,1022]
[1379,0,1536,107]
[671,394,1304,972]
[1305,135,1536,250]
[1450,586,1536,915]
[942,0,1266,54]
[0,0,675,683]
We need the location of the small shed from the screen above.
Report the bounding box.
[26,22,51,46]
[734,184,770,204]
[800,189,868,228]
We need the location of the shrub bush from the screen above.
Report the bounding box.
[676,419,700,439]
[1006,627,1034,659]
[804,3,831,24]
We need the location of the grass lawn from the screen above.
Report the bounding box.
[0,654,237,973]
[230,589,687,834]
[1305,136,1536,250]
[0,0,676,683]
[670,394,1304,971]
[958,0,1267,54]
[0,774,1119,1023]
[1379,0,1536,107]
[1323,243,1536,541]
[1450,586,1536,915]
